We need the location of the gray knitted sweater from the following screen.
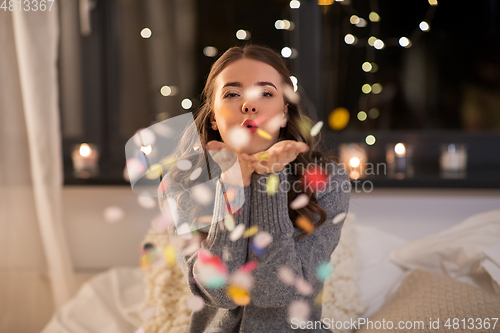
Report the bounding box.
[168,162,350,333]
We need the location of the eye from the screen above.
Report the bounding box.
[262,91,273,97]
[224,92,239,98]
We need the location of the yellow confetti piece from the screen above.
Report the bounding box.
[224,214,235,231]
[266,174,279,195]
[256,128,272,140]
[296,216,314,233]
[226,285,251,306]
[243,226,259,238]
[145,163,162,180]
[314,289,324,306]
[163,245,177,266]
[140,255,149,267]
[258,153,269,160]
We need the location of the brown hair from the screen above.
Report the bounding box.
[165,44,337,241]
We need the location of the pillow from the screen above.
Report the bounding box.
[356,269,500,333]
[390,210,500,295]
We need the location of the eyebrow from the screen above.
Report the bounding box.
[222,81,277,90]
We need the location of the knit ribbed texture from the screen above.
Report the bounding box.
[171,162,350,332]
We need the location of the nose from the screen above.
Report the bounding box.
[242,101,257,113]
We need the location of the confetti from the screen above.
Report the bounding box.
[125,158,146,182]
[222,247,231,261]
[190,184,213,206]
[333,212,347,224]
[243,226,259,238]
[250,242,266,256]
[283,84,300,104]
[230,271,254,289]
[176,159,192,171]
[244,86,263,100]
[187,295,205,312]
[295,216,314,233]
[288,300,310,323]
[138,196,156,209]
[227,126,251,150]
[140,255,149,267]
[103,206,125,223]
[316,261,334,282]
[296,278,313,295]
[189,167,203,181]
[163,245,177,266]
[224,188,237,202]
[182,242,200,256]
[253,115,266,125]
[239,260,258,274]
[134,328,145,333]
[139,307,156,321]
[253,231,273,248]
[226,285,251,306]
[278,266,296,285]
[229,223,246,241]
[301,166,328,192]
[310,121,323,137]
[314,289,324,306]
[289,194,309,210]
[266,174,279,195]
[256,128,272,140]
[153,122,174,138]
[156,178,170,196]
[258,153,269,160]
[267,113,284,132]
[177,223,193,239]
[133,127,156,147]
[224,214,236,231]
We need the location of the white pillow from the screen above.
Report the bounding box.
[390,209,500,295]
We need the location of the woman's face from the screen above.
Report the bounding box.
[212,58,288,155]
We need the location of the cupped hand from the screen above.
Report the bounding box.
[206,140,257,187]
[251,140,309,174]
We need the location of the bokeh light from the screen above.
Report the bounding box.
[328,107,350,130]
[344,34,356,45]
[368,108,380,119]
[419,21,430,31]
[371,83,383,94]
[361,84,372,94]
[374,39,384,49]
[399,37,411,48]
[369,11,380,22]
[181,99,193,109]
[236,30,250,40]
[357,111,367,121]
[362,62,372,72]
[281,47,292,58]
[290,0,300,9]
[160,85,178,96]
[368,36,377,46]
[140,28,152,38]
[356,18,367,27]
[429,0,438,5]
[350,15,360,24]
[203,46,218,57]
[365,135,376,145]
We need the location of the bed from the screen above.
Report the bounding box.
[41,209,500,333]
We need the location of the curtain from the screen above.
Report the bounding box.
[0,4,76,332]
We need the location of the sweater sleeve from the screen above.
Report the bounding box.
[247,162,350,308]
[160,179,252,309]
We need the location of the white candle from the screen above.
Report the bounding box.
[72,143,99,178]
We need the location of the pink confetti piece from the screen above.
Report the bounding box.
[191,184,214,206]
[230,271,254,290]
[227,126,251,150]
[289,193,309,210]
[151,213,173,233]
[189,167,203,181]
[253,231,273,249]
[229,223,246,241]
[253,115,266,125]
[103,206,125,223]
[137,196,156,209]
[278,266,296,285]
[176,159,192,171]
[295,278,313,295]
[288,300,310,323]
[240,260,258,274]
[187,295,205,312]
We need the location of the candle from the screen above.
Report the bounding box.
[440,144,467,178]
[386,143,413,179]
[72,143,99,178]
[339,143,368,179]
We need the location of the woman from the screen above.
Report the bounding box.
[158,44,350,332]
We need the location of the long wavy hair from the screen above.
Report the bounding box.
[164,44,338,241]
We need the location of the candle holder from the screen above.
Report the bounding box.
[72,143,100,178]
[386,143,414,179]
[339,143,368,179]
[440,143,467,179]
